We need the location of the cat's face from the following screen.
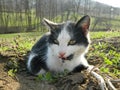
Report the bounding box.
[43,15,90,60]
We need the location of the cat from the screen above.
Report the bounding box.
[27,15,93,75]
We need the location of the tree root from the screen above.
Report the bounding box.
[87,66,119,90]
[106,79,117,90]
[111,79,120,83]
[90,71,107,90]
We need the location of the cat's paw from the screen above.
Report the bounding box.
[87,65,99,72]
[36,69,46,75]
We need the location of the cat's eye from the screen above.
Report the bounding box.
[68,40,76,45]
[53,39,59,45]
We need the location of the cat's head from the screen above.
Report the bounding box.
[43,15,90,60]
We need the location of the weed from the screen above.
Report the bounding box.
[36,70,69,83]
[0,31,119,78]
[6,60,18,77]
[88,41,120,78]
[36,72,54,82]
[8,69,17,77]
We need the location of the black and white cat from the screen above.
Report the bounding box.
[27,15,93,75]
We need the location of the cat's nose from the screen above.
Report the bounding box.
[59,52,65,58]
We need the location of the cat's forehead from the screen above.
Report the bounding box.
[57,22,75,43]
[51,21,75,34]
[58,21,75,34]
[63,21,75,31]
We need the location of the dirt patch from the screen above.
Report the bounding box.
[0,54,99,90]
[0,37,120,90]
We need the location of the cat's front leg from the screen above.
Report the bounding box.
[86,65,107,90]
[80,57,107,90]
[87,65,99,72]
[27,53,47,75]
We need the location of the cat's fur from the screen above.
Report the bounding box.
[27,15,92,75]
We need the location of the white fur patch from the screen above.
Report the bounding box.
[27,53,37,72]
[36,69,46,75]
[46,23,90,73]
[47,47,89,72]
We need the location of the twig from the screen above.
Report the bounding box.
[106,79,117,90]
[87,66,108,90]
[90,71,108,90]
[111,79,120,83]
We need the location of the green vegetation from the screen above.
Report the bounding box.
[90,31,120,39]
[0,31,120,39]
[0,31,44,39]
[36,70,69,83]
[0,11,39,27]
[7,59,19,77]
[88,42,120,77]
[1,11,120,34]
[0,31,120,79]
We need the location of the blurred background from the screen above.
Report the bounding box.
[0,1,120,89]
[0,0,120,34]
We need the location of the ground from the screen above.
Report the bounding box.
[0,36,120,90]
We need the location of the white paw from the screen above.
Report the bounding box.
[36,69,46,75]
[87,65,99,72]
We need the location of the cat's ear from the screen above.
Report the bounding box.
[43,18,58,30]
[75,15,90,35]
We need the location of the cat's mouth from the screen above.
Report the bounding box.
[60,54,74,61]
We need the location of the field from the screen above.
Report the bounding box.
[0,31,120,90]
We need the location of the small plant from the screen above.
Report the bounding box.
[0,31,119,79]
[11,35,34,56]
[36,72,54,82]
[36,69,69,83]
[88,41,120,78]
[6,59,19,77]
[8,69,17,77]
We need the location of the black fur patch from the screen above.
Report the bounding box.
[48,22,89,47]
[29,34,49,74]
[48,25,63,45]
[66,22,89,47]
[30,56,44,74]
[72,64,88,73]
[62,54,74,61]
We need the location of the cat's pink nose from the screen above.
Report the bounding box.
[59,52,65,58]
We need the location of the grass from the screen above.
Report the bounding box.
[0,31,120,39]
[0,31,120,79]
[36,70,69,83]
[90,31,120,39]
[0,31,43,39]
[88,42,120,78]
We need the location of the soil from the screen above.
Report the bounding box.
[0,37,120,90]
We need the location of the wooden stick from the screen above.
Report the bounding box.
[107,79,117,90]
[111,79,120,83]
[90,71,108,90]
